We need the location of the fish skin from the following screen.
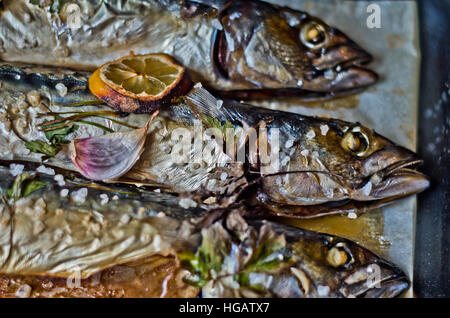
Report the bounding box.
[0,168,409,298]
[0,64,428,217]
[184,87,430,217]
[0,166,205,279]
[0,0,376,100]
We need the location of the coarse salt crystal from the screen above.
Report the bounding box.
[300,149,309,157]
[60,189,69,198]
[320,124,329,136]
[324,69,335,80]
[179,198,198,209]
[216,99,223,108]
[194,82,203,89]
[281,156,290,166]
[99,193,109,205]
[36,165,55,175]
[306,129,315,140]
[289,147,295,156]
[361,182,372,196]
[152,234,163,249]
[54,174,65,186]
[348,212,357,219]
[220,172,228,180]
[9,163,24,176]
[55,83,68,97]
[112,195,119,200]
[211,18,223,30]
[15,284,32,298]
[154,189,161,193]
[120,214,131,224]
[317,285,330,297]
[71,187,88,204]
[26,90,41,107]
[285,139,294,148]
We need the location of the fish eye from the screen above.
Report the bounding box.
[341,127,370,157]
[300,21,327,49]
[327,242,354,268]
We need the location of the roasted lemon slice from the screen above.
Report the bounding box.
[89,53,191,113]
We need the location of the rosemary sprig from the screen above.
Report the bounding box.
[76,120,114,133]
[52,100,105,107]
[37,110,121,127]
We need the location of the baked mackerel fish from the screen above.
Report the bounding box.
[0,166,409,298]
[0,0,377,100]
[0,63,428,218]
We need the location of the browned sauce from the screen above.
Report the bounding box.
[250,93,360,112]
[296,93,360,110]
[274,209,391,258]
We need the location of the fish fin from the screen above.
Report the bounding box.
[184,85,230,123]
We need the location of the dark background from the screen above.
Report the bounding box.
[414,0,449,297]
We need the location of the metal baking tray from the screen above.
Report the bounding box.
[414,0,449,298]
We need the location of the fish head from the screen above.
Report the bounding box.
[259,117,429,215]
[294,119,429,203]
[213,0,377,98]
[263,222,410,298]
[314,120,430,201]
[298,233,409,297]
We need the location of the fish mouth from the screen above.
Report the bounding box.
[211,30,377,100]
[257,158,429,219]
[303,46,378,95]
[358,159,430,200]
[312,41,374,72]
[340,261,410,298]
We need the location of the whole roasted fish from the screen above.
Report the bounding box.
[0,0,377,100]
[0,167,409,297]
[0,63,428,218]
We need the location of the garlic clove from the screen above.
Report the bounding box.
[70,112,158,181]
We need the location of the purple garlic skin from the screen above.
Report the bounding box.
[71,120,151,181]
